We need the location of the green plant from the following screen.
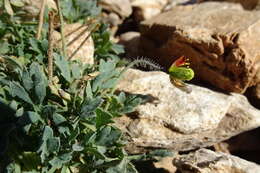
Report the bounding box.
[0,53,145,172]
[0,1,174,172]
[60,0,101,24]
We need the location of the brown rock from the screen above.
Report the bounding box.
[119,31,141,58]
[199,0,260,10]
[139,2,260,93]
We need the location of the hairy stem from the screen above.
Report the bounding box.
[36,0,47,39]
[105,58,162,110]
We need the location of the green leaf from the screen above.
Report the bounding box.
[85,81,93,99]
[17,111,42,126]
[54,53,72,82]
[96,108,113,128]
[30,63,47,104]
[4,56,23,70]
[80,97,103,118]
[99,59,116,73]
[49,153,72,167]
[47,137,60,153]
[148,149,173,158]
[53,113,67,125]
[9,81,33,105]
[111,44,124,55]
[0,41,10,54]
[21,70,33,91]
[38,126,54,162]
[9,100,18,110]
[106,158,137,173]
[71,63,81,79]
[29,38,41,53]
[72,143,84,151]
[95,126,121,146]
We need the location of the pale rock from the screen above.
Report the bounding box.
[199,0,260,10]
[54,23,94,65]
[99,0,132,18]
[173,149,260,173]
[22,0,56,18]
[163,0,198,11]
[115,69,260,153]
[139,2,260,93]
[131,0,168,21]
[154,157,177,173]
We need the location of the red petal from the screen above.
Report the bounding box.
[174,56,186,67]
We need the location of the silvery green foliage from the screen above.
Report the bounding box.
[0,53,144,172]
[0,2,172,172]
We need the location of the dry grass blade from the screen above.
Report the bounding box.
[36,0,47,39]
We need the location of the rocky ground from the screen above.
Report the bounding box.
[100,0,260,172]
[21,0,260,172]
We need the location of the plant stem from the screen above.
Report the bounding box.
[104,58,162,110]
[55,0,67,58]
[36,0,47,39]
[47,11,55,81]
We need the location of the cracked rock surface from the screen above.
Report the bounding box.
[173,149,260,173]
[115,69,260,153]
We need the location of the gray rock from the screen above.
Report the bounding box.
[115,69,260,153]
[173,149,260,173]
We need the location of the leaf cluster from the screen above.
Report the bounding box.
[0,51,144,173]
[0,1,172,172]
[60,0,101,24]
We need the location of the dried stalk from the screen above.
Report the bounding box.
[68,24,99,60]
[36,0,47,39]
[47,11,55,81]
[66,24,91,47]
[55,0,67,58]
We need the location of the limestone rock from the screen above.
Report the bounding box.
[173,149,260,173]
[115,69,260,153]
[139,2,260,93]
[163,0,198,11]
[22,0,56,17]
[154,157,177,173]
[99,0,132,18]
[54,23,94,64]
[1,0,57,20]
[199,0,260,10]
[131,0,168,21]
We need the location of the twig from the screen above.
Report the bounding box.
[55,0,67,58]
[47,11,55,81]
[57,19,94,43]
[68,23,99,60]
[66,24,91,47]
[36,0,47,39]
